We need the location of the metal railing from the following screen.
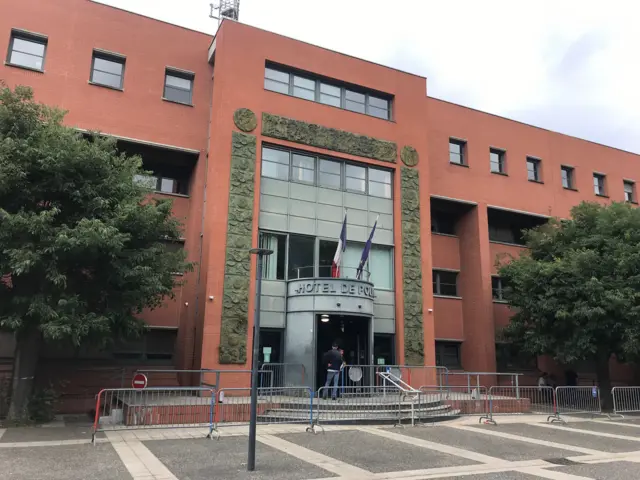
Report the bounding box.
[91,387,216,442]
[288,265,371,281]
[612,386,640,417]
[445,372,524,393]
[555,385,602,418]
[213,387,314,434]
[479,386,556,425]
[258,363,306,390]
[339,365,448,391]
[418,385,489,422]
[134,368,275,394]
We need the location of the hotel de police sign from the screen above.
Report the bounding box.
[288,279,375,299]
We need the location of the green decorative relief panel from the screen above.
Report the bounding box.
[401,167,424,365]
[401,145,419,167]
[262,112,397,163]
[233,108,257,132]
[219,131,257,364]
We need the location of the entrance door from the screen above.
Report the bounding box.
[315,315,371,390]
[258,329,283,388]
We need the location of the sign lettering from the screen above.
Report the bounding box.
[292,280,374,298]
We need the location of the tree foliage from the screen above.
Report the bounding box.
[0,84,192,416]
[499,201,640,403]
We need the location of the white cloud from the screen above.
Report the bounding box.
[98,0,640,153]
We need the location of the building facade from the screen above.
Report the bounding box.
[2,0,640,405]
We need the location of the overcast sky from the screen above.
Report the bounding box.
[99,0,640,154]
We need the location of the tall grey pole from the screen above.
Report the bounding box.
[247,247,272,472]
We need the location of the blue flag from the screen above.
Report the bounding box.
[357,217,377,280]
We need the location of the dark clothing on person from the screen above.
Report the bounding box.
[322,349,343,371]
[565,370,578,386]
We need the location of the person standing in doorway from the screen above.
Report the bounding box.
[322,342,343,400]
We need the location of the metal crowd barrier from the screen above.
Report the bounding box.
[479,386,556,425]
[445,372,524,393]
[555,385,602,419]
[339,365,449,391]
[258,363,306,390]
[91,387,216,443]
[419,385,489,422]
[212,387,314,435]
[612,386,640,417]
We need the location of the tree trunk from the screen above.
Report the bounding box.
[7,328,41,421]
[595,352,612,412]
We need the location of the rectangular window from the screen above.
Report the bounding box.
[263,64,392,120]
[431,211,456,235]
[432,270,458,297]
[318,159,341,189]
[492,277,506,301]
[526,157,541,182]
[288,235,315,279]
[345,164,366,193]
[449,139,465,165]
[291,153,315,184]
[561,166,575,189]
[496,343,537,372]
[369,246,393,289]
[624,181,636,203]
[261,147,290,181]
[91,50,125,89]
[259,231,286,280]
[593,173,606,196]
[7,30,47,71]
[318,239,338,278]
[490,149,505,174]
[164,68,194,105]
[368,167,392,198]
[133,174,187,195]
[435,341,461,369]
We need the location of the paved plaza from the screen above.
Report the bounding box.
[3,415,640,479]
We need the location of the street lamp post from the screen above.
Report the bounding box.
[247,247,273,472]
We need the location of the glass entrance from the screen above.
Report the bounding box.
[258,328,283,388]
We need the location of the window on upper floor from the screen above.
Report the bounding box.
[561,166,575,190]
[496,342,537,373]
[624,180,636,203]
[91,50,126,90]
[7,29,47,71]
[488,207,548,246]
[164,68,194,105]
[593,173,606,196]
[449,139,466,166]
[490,148,506,174]
[432,270,458,297]
[263,64,392,120]
[431,211,456,235]
[435,341,462,369]
[492,276,506,301]
[261,145,393,198]
[526,157,541,182]
[134,174,189,195]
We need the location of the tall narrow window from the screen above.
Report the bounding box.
[368,168,392,198]
[624,180,636,203]
[345,165,366,193]
[345,90,366,114]
[492,277,506,301]
[449,140,465,165]
[368,96,390,119]
[318,239,338,277]
[259,232,286,280]
[287,235,315,279]
[292,75,315,101]
[261,147,289,181]
[164,69,194,105]
[318,159,341,189]
[369,246,393,289]
[490,149,506,174]
[526,157,541,182]
[290,153,315,184]
[319,83,341,107]
[7,30,47,71]
[435,341,461,369]
[432,270,458,297]
[593,173,606,196]
[91,50,125,89]
[561,166,575,189]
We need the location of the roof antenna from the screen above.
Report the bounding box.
[210,1,240,26]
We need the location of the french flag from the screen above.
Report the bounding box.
[332,214,347,278]
[357,216,378,280]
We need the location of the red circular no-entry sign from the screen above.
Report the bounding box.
[132,373,148,389]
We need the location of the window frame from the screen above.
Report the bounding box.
[263,63,393,121]
[449,139,466,166]
[489,148,506,175]
[90,49,126,90]
[491,276,507,302]
[593,173,607,197]
[526,157,542,183]
[435,341,462,369]
[561,165,575,190]
[624,180,636,204]
[260,144,393,199]
[432,269,459,297]
[6,29,48,72]
[163,67,195,106]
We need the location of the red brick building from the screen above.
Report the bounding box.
[1,0,638,411]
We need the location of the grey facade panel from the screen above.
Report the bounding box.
[284,312,315,389]
[259,211,288,231]
[316,203,343,222]
[260,311,285,329]
[261,178,288,197]
[369,197,393,215]
[373,303,395,319]
[375,290,395,305]
[260,295,285,312]
[261,280,286,297]
[260,194,288,214]
[373,318,395,334]
[290,199,316,218]
[374,229,394,245]
[349,208,368,227]
[344,192,368,210]
[317,188,343,206]
[316,220,341,239]
[289,215,316,235]
[290,182,316,201]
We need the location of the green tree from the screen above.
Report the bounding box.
[0,85,192,419]
[498,201,640,409]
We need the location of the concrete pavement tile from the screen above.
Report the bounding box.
[278,430,478,474]
[144,437,334,480]
[552,460,637,479]
[0,425,102,443]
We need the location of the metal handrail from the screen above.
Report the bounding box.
[288,265,371,281]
